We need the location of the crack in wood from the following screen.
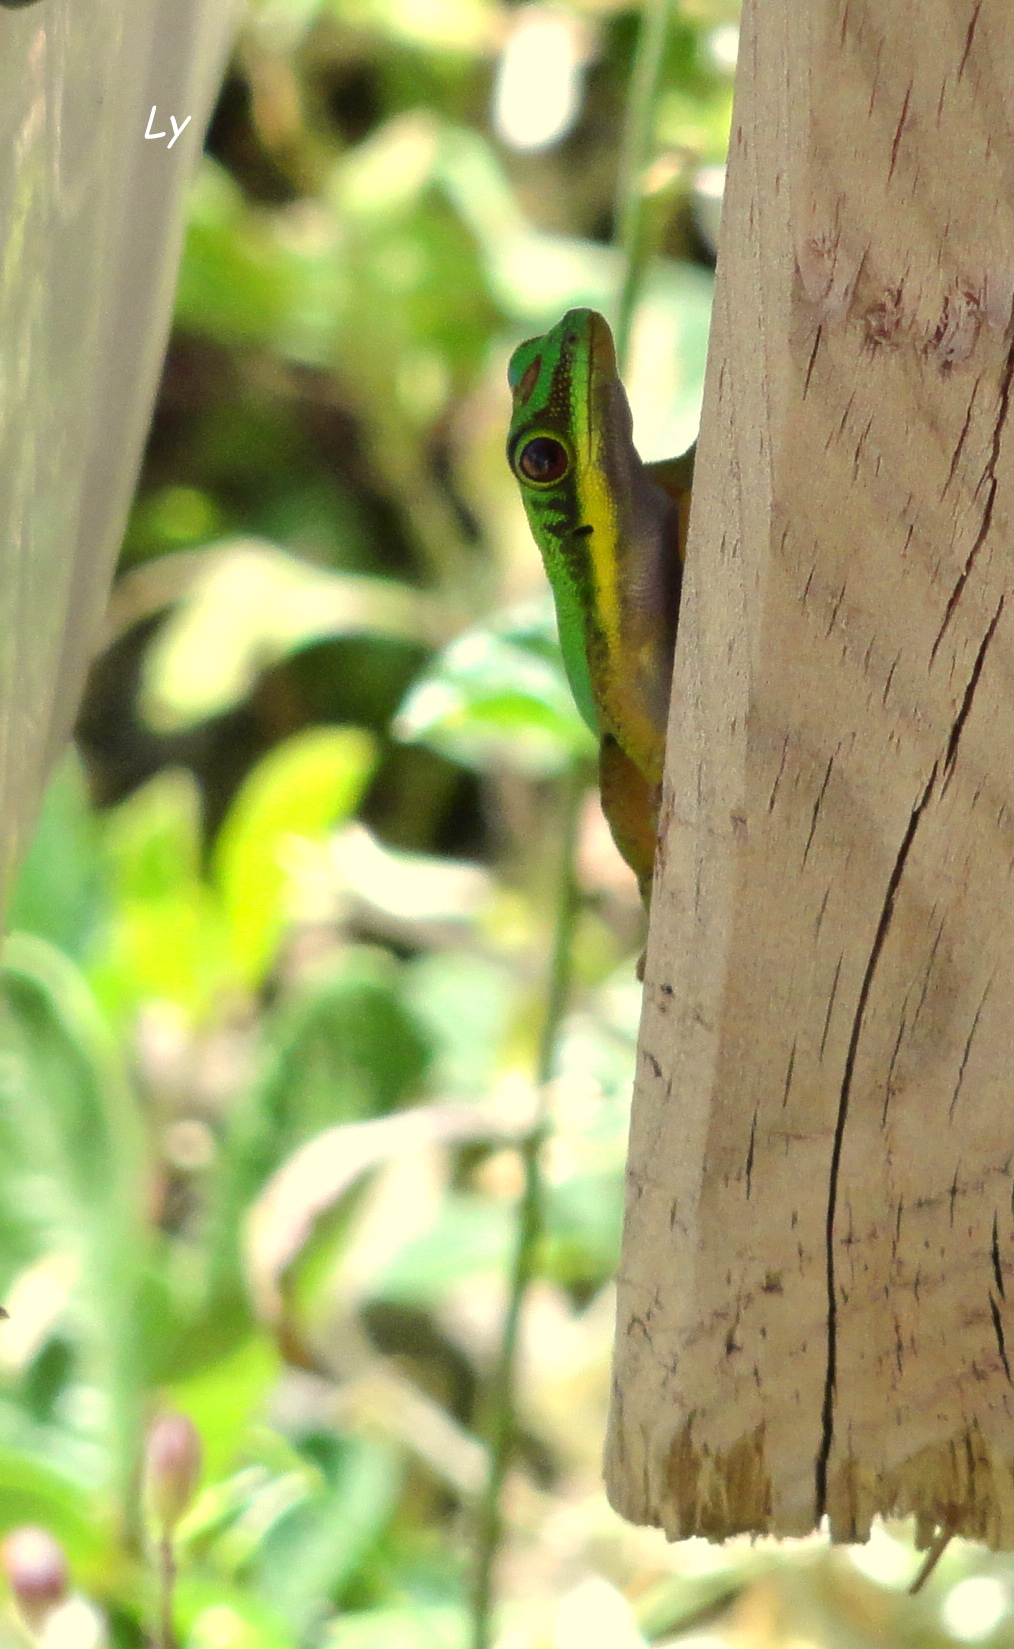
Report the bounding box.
[819,954,843,1059]
[826,583,847,637]
[803,325,823,396]
[948,973,994,1120]
[992,1212,1005,1300]
[942,597,1005,790]
[814,760,939,1519]
[882,654,899,707]
[745,1106,757,1199]
[958,0,984,79]
[989,1292,1012,1383]
[781,1039,796,1108]
[931,335,1014,664]
[803,753,836,867]
[888,82,913,182]
[942,380,979,497]
[882,1006,908,1126]
[950,1161,962,1227]
[767,733,791,812]
[911,913,946,1029]
[853,416,875,479]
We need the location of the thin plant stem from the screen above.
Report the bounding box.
[467,759,587,1649]
[157,1530,176,1649]
[613,0,676,371]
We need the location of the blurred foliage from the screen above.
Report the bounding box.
[3,0,1011,1645]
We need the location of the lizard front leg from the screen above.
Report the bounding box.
[598,733,660,963]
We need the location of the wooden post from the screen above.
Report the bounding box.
[605,0,1014,1544]
[0,0,236,901]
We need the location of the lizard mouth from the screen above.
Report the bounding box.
[587,311,617,374]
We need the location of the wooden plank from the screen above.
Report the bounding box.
[606,0,1014,1544]
[0,0,237,896]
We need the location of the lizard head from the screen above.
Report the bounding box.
[506,308,632,556]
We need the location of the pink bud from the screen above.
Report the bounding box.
[0,1525,68,1628]
[144,1412,202,1533]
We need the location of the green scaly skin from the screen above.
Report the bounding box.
[506,307,693,930]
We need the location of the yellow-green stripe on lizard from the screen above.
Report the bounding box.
[507,307,693,925]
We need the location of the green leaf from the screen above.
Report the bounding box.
[395,600,595,776]
[5,754,109,964]
[322,0,495,54]
[140,541,438,733]
[253,950,433,1138]
[541,1171,624,1292]
[213,949,433,1252]
[169,1337,283,1486]
[323,1606,467,1649]
[402,951,514,1094]
[175,161,309,350]
[0,1436,107,1563]
[170,951,431,1375]
[90,770,228,1019]
[333,116,500,396]
[175,1575,296,1649]
[369,1193,512,1308]
[254,1435,402,1631]
[213,728,376,985]
[0,934,147,1503]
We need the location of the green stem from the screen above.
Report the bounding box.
[467,759,586,1649]
[157,1530,176,1649]
[613,0,676,372]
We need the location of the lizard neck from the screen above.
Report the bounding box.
[575,458,680,788]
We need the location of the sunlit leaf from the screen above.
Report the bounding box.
[174,1575,296,1649]
[369,1193,512,1307]
[170,1337,283,1486]
[323,1605,467,1648]
[140,541,439,733]
[395,600,595,776]
[214,728,377,985]
[90,770,228,1020]
[402,950,514,1093]
[327,824,490,929]
[245,1101,517,1323]
[205,1469,317,1577]
[322,0,497,54]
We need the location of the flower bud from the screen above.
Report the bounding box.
[1,1525,68,1629]
[144,1412,202,1533]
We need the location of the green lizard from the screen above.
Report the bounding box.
[506,307,693,947]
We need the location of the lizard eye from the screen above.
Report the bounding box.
[515,436,569,485]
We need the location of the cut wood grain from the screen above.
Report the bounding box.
[606,0,1014,1545]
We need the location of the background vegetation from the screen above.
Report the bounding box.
[1,0,1012,1644]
